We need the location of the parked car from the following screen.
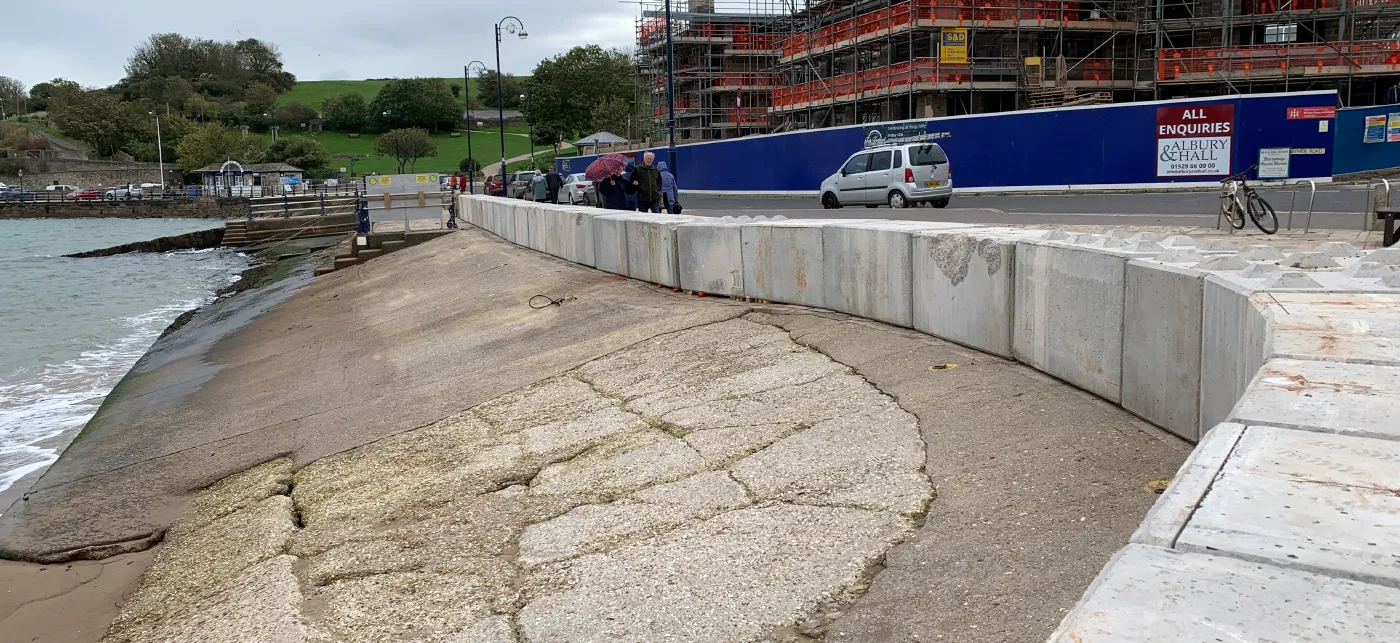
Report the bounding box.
[820,142,951,209]
[104,184,145,200]
[45,184,79,193]
[0,186,36,200]
[563,173,596,206]
[485,175,505,196]
[506,171,538,199]
[65,188,103,201]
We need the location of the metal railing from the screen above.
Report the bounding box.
[1364,178,1392,232]
[1287,179,1316,232]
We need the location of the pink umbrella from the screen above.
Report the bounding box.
[584,154,629,182]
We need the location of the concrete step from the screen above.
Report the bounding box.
[333,257,360,270]
[313,266,337,277]
[367,232,405,249]
[357,249,385,261]
[404,230,456,246]
[378,241,407,254]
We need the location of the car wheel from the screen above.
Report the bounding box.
[888,190,909,209]
[932,197,950,209]
[821,192,841,209]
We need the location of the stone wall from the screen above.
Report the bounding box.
[0,197,246,220]
[0,158,175,190]
[459,194,1400,642]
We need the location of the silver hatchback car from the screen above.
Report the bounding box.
[820,143,952,209]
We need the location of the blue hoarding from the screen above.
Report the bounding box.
[560,90,1337,193]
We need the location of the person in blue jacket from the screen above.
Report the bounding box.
[623,162,639,211]
[658,161,679,213]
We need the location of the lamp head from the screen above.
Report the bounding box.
[518,30,528,40]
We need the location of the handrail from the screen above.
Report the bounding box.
[1287,179,1316,232]
[1364,178,1392,232]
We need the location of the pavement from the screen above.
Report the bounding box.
[1,227,1188,642]
[683,187,1377,230]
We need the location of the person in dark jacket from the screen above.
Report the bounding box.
[597,170,628,210]
[631,152,663,213]
[544,167,563,204]
[622,162,639,211]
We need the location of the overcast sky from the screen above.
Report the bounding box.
[2,0,642,89]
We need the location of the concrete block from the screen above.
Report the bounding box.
[1283,251,1339,269]
[1161,235,1196,247]
[1153,248,1204,264]
[676,219,744,296]
[624,214,701,288]
[1177,426,1400,586]
[1198,276,1272,434]
[592,214,631,277]
[821,222,917,327]
[1122,260,1205,440]
[1012,240,1129,402]
[1192,254,1249,271]
[740,220,833,307]
[1238,244,1284,261]
[911,228,1039,358]
[1231,358,1400,440]
[1048,544,1400,643]
[1315,241,1363,258]
[1365,247,1400,265]
[1130,423,1245,547]
[1260,292,1400,367]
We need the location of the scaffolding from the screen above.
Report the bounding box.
[1144,0,1400,105]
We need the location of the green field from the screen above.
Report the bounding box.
[278,77,528,110]
[262,128,550,175]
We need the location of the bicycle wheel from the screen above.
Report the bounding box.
[1246,191,1279,234]
[1220,193,1246,229]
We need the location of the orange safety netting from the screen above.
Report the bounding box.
[1158,39,1400,80]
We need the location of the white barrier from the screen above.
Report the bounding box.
[455,196,1400,642]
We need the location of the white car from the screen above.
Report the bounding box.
[104,184,145,200]
[563,173,595,205]
[820,142,952,209]
[45,184,79,193]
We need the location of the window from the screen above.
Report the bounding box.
[869,151,893,171]
[908,144,948,166]
[893,150,903,168]
[843,154,870,174]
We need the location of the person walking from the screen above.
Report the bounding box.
[622,162,639,211]
[530,171,549,202]
[631,152,663,214]
[597,170,628,210]
[658,160,679,214]
[544,166,563,204]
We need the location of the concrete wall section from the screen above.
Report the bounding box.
[1122,260,1205,441]
[912,228,1036,358]
[1012,240,1129,402]
[740,220,831,307]
[821,222,916,327]
[624,214,702,288]
[677,220,745,296]
[592,214,631,277]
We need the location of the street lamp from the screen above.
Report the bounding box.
[465,60,487,194]
[664,0,678,178]
[382,110,397,130]
[149,111,165,192]
[521,91,535,168]
[495,16,528,181]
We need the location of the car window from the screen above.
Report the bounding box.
[868,151,892,172]
[843,154,870,174]
[893,150,902,167]
[908,144,948,165]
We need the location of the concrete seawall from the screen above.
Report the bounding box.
[0,198,246,220]
[460,195,1400,640]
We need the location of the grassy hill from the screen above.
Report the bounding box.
[259,128,548,175]
[277,77,527,110]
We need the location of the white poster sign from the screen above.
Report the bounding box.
[1257,148,1290,179]
[1156,104,1235,177]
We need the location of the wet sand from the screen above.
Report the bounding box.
[0,550,156,642]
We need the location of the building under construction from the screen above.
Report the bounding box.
[635,0,1400,140]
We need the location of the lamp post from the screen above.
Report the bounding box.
[494,16,528,181]
[664,0,678,177]
[465,61,487,194]
[149,111,165,192]
[382,110,397,130]
[521,91,535,169]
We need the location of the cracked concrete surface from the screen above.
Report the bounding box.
[100,319,935,642]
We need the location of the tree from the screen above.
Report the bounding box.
[450,83,462,98]
[273,101,317,129]
[123,33,295,101]
[264,136,330,176]
[533,122,565,151]
[459,157,480,175]
[0,76,26,114]
[50,90,135,157]
[374,127,437,173]
[245,82,277,115]
[367,79,460,132]
[235,39,296,92]
[475,70,524,109]
[175,122,264,170]
[126,110,193,163]
[322,92,367,132]
[29,78,81,112]
[527,46,640,139]
[184,94,213,121]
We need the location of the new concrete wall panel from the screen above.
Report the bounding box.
[821,223,916,327]
[1012,241,1128,402]
[1232,358,1400,440]
[1176,425,1400,586]
[1198,276,1272,435]
[740,221,830,307]
[567,209,597,267]
[677,221,744,296]
[1049,544,1400,643]
[625,215,700,288]
[592,214,630,277]
[1122,260,1205,441]
[912,229,1030,358]
[1130,423,1246,548]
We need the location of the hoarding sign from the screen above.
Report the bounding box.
[1364,115,1386,143]
[1388,113,1400,143]
[940,29,968,64]
[1156,104,1234,177]
[1286,106,1335,119]
[863,121,951,148]
[1257,148,1290,179]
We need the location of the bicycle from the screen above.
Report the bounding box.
[1219,164,1279,234]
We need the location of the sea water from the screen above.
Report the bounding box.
[0,218,248,504]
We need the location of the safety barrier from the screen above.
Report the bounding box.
[459,193,1400,641]
[1158,39,1400,81]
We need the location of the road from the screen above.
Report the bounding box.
[684,185,1374,230]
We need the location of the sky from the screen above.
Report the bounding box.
[0,0,644,89]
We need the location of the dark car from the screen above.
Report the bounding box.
[0,186,35,201]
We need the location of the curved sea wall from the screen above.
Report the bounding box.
[460,194,1400,641]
